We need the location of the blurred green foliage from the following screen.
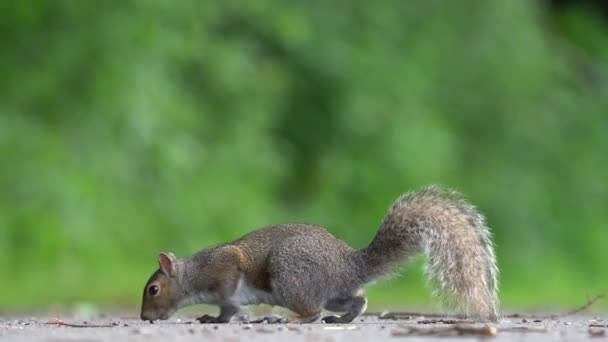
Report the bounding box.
[1,0,607,311]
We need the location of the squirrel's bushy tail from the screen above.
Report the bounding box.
[360,185,499,320]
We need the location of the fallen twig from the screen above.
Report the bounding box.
[45,318,117,328]
[501,326,548,333]
[370,311,461,319]
[560,294,606,317]
[376,293,606,322]
[375,312,466,321]
[417,319,472,325]
[504,293,606,320]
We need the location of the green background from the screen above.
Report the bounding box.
[1,0,607,313]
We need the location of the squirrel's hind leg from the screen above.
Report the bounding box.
[322,294,368,324]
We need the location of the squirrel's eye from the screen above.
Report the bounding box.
[148,285,159,296]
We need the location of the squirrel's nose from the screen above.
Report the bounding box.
[140,312,151,321]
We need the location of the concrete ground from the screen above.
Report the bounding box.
[1,313,606,342]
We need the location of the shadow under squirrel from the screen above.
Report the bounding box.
[140,185,499,323]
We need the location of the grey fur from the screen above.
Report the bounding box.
[140,185,499,323]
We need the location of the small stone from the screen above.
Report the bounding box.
[286,324,300,332]
[589,328,606,338]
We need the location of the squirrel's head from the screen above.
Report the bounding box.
[140,252,183,321]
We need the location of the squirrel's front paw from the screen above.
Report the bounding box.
[321,315,341,324]
[196,314,226,324]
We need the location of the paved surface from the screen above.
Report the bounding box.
[1,313,606,341]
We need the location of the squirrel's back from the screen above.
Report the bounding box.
[230,224,354,265]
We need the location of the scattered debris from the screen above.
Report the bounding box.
[378,314,398,321]
[130,328,154,335]
[247,315,288,324]
[256,327,275,333]
[11,312,608,340]
[378,310,390,318]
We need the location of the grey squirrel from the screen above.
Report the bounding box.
[140,186,499,323]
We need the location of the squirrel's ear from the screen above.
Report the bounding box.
[158,252,177,277]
